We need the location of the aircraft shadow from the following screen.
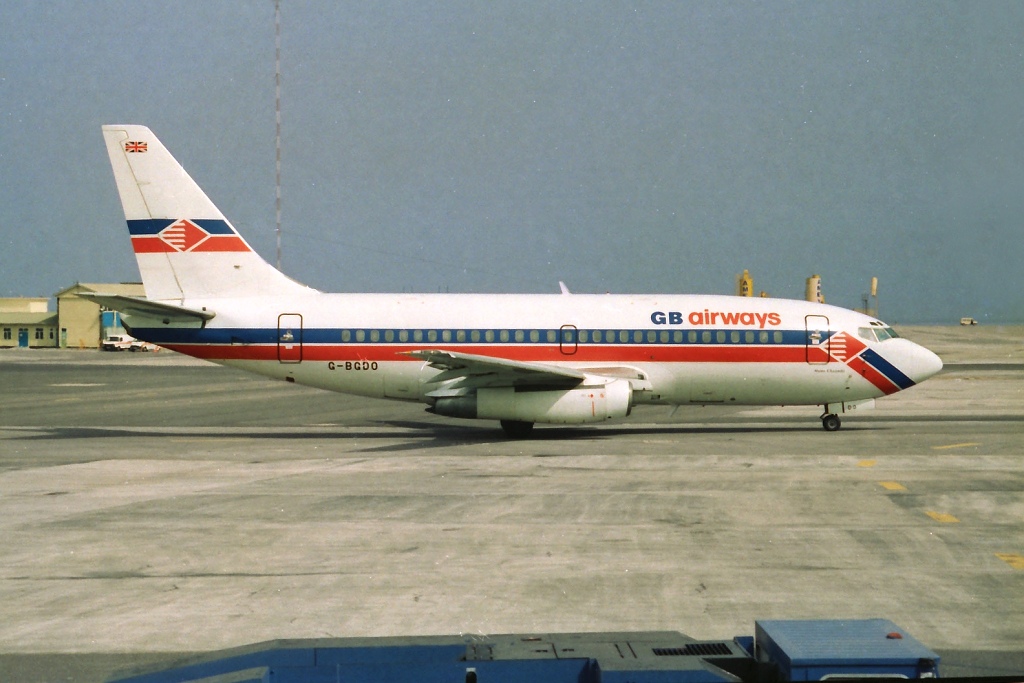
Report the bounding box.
[6,421,868,452]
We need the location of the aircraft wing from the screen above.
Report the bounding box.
[78,293,215,324]
[403,349,586,393]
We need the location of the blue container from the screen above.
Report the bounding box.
[755,619,939,680]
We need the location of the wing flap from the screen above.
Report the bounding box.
[403,349,585,391]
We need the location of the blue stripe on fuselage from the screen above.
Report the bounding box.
[130,327,816,347]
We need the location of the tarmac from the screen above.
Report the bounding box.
[0,324,1021,682]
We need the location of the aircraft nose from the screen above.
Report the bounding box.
[903,342,943,383]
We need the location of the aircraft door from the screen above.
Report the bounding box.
[559,325,578,355]
[805,315,830,364]
[277,313,303,363]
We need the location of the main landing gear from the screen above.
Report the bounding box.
[820,408,842,432]
[500,420,535,439]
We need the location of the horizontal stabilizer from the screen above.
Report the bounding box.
[78,293,215,323]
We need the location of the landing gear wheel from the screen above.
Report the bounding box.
[500,420,535,439]
[821,414,841,432]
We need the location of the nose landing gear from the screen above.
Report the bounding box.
[820,409,842,432]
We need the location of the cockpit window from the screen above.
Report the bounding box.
[859,326,900,342]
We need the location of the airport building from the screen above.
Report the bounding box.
[1,282,144,349]
[0,297,58,349]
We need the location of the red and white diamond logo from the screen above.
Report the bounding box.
[828,331,866,363]
[159,219,210,252]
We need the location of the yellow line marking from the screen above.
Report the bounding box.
[879,481,907,491]
[931,442,981,450]
[926,510,960,523]
[857,459,876,468]
[995,553,1024,570]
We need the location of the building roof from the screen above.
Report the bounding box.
[0,312,59,326]
[55,282,146,298]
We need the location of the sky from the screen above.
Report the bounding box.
[2,1,1022,323]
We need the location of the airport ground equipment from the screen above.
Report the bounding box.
[109,618,945,683]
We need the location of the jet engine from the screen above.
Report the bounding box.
[431,379,633,424]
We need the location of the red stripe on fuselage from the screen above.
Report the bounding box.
[159,343,821,365]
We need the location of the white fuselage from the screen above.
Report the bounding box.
[127,291,942,413]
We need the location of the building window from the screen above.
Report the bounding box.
[2,328,10,340]
[35,328,44,340]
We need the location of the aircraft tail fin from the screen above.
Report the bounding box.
[102,125,312,301]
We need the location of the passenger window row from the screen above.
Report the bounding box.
[336,328,789,345]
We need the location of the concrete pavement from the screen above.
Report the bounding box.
[0,325,1021,681]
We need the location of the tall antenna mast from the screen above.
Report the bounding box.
[274,0,283,271]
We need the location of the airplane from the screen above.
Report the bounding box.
[87,125,943,438]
